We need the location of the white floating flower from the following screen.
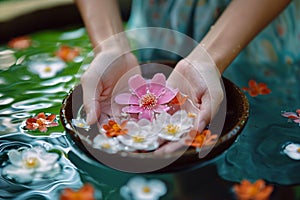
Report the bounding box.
[2,146,60,183]
[93,134,121,154]
[117,119,159,151]
[28,57,66,79]
[72,118,90,131]
[156,110,194,141]
[120,176,167,200]
[0,49,16,70]
[283,143,300,160]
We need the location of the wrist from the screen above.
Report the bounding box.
[94,34,131,55]
[184,45,222,78]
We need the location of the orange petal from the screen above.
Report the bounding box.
[37,112,46,119]
[260,87,271,94]
[46,114,56,122]
[248,80,257,88]
[249,90,259,97]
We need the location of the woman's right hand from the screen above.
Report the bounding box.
[81,44,139,125]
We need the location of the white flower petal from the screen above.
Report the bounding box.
[283,143,300,160]
[2,165,34,183]
[7,149,23,166]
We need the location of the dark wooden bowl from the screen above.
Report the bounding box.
[60,62,249,173]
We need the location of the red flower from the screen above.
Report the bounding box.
[281,109,300,125]
[242,80,271,97]
[185,129,217,148]
[55,45,80,62]
[60,184,95,200]
[168,92,188,106]
[233,179,273,200]
[102,120,128,137]
[25,112,58,132]
[8,36,32,50]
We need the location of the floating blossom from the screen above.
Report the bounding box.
[185,129,217,148]
[233,179,273,200]
[120,176,167,200]
[242,80,271,97]
[28,57,66,79]
[168,92,188,106]
[93,134,121,154]
[2,146,60,183]
[0,49,16,70]
[8,36,32,50]
[115,73,178,121]
[60,184,95,200]
[281,109,300,126]
[156,110,194,141]
[26,112,58,132]
[72,118,90,131]
[117,119,159,151]
[283,143,300,160]
[102,120,128,137]
[55,45,80,62]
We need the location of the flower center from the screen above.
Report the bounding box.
[36,118,47,125]
[297,148,300,153]
[25,157,39,168]
[132,135,145,143]
[142,186,151,193]
[77,122,85,127]
[112,123,121,132]
[165,124,179,135]
[139,92,157,110]
[249,186,259,197]
[44,66,52,73]
[101,143,111,149]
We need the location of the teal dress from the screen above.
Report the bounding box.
[128,0,300,185]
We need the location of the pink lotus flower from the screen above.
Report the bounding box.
[281,109,300,125]
[115,73,178,121]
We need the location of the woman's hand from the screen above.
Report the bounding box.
[81,45,139,125]
[155,47,224,154]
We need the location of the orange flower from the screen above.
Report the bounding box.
[242,80,271,97]
[26,112,58,132]
[102,120,128,137]
[185,129,217,148]
[233,179,273,200]
[55,45,80,62]
[169,92,188,106]
[60,184,95,200]
[8,36,32,50]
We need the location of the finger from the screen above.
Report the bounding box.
[153,140,184,155]
[81,71,102,125]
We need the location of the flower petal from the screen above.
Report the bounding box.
[149,73,166,96]
[8,149,23,166]
[282,112,299,119]
[139,109,154,121]
[157,88,179,104]
[154,105,170,113]
[128,74,147,98]
[46,114,56,122]
[122,106,143,113]
[115,93,139,105]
